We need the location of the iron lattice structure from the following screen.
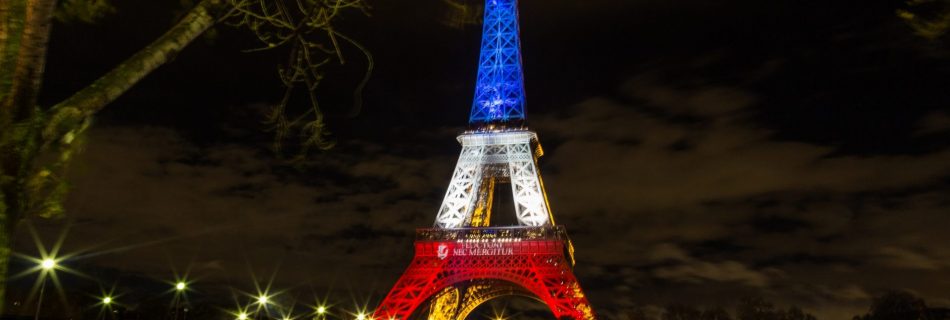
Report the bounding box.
[374,0,596,319]
[469,0,527,126]
[434,131,551,229]
[374,228,594,320]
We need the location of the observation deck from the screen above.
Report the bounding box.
[417,225,568,241]
[414,226,577,267]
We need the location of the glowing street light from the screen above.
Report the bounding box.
[237,312,249,320]
[20,229,79,320]
[94,290,120,320]
[316,306,327,315]
[356,312,367,320]
[33,257,60,320]
[490,308,508,320]
[171,281,189,320]
[257,295,269,305]
[40,258,56,270]
[279,309,295,320]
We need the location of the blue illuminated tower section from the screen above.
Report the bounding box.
[469,0,527,127]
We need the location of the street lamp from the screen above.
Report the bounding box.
[95,294,118,320]
[34,257,58,320]
[40,258,56,270]
[238,312,249,320]
[253,294,272,320]
[312,305,328,320]
[173,281,188,320]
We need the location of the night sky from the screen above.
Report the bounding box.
[9,0,950,319]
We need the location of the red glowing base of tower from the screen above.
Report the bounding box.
[373,226,596,320]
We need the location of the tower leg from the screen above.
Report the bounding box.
[374,255,448,320]
[506,143,550,226]
[435,145,486,228]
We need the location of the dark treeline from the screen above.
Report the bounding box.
[656,297,816,320]
[644,291,949,320]
[853,291,950,320]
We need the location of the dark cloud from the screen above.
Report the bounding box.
[647,243,775,288]
[527,75,950,318]
[17,126,449,292]
[917,111,950,135]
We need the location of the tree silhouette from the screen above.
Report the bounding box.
[853,291,932,320]
[897,0,950,41]
[737,297,781,320]
[701,307,733,320]
[663,304,703,320]
[0,0,369,312]
[735,297,817,320]
[785,306,817,320]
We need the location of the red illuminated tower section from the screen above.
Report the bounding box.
[374,227,595,319]
[373,0,596,319]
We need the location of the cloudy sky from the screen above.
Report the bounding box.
[9,0,950,319]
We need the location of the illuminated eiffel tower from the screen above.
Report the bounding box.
[373,0,596,319]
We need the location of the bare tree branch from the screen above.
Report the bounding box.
[224,0,372,153]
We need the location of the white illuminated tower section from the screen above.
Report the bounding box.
[435,131,552,228]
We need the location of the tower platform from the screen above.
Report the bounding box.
[374,226,594,320]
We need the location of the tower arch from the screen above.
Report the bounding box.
[409,280,549,320]
[453,280,548,320]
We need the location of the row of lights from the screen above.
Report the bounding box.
[36,258,510,320]
[32,257,365,320]
[95,280,186,306]
[31,251,507,320]
[97,281,351,320]
[233,304,350,320]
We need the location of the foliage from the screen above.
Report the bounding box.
[898,0,950,41]
[700,307,733,320]
[54,0,115,24]
[439,0,482,29]
[733,297,817,320]
[223,0,373,154]
[663,305,704,320]
[656,297,815,320]
[736,297,782,320]
[784,307,817,320]
[852,291,937,320]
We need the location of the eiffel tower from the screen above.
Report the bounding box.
[373,0,596,319]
